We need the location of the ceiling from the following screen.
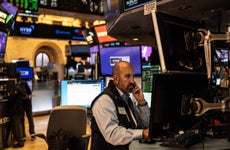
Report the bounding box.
[157,0,230,33]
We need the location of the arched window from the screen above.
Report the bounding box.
[35,52,50,68]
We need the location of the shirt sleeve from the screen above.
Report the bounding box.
[92,94,144,146]
[135,104,150,128]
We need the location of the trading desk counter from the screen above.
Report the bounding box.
[130,138,230,150]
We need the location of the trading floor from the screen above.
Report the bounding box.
[5,115,49,150]
[5,114,92,150]
[4,113,230,150]
[3,88,230,150]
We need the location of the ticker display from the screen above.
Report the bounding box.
[10,22,85,41]
[8,0,39,18]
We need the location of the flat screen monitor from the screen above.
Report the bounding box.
[99,45,142,76]
[94,24,117,44]
[68,45,90,57]
[0,1,18,33]
[141,45,152,62]
[0,1,18,19]
[0,9,14,32]
[89,45,99,65]
[90,45,99,53]
[61,80,104,108]
[149,73,209,138]
[0,31,7,59]
[8,0,38,18]
[16,67,34,79]
[82,28,98,45]
[213,49,228,63]
[153,12,206,73]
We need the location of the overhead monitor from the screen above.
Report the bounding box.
[16,67,34,79]
[8,0,39,18]
[99,45,142,76]
[66,45,90,57]
[82,28,98,45]
[0,9,15,32]
[0,1,18,19]
[94,24,117,44]
[0,31,7,60]
[89,45,99,65]
[61,80,104,108]
[141,45,152,62]
[213,49,228,63]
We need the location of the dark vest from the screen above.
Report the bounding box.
[91,81,137,150]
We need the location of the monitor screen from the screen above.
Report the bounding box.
[149,73,209,138]
[154,12,206,73]
[0,31,7,59]
[67,45,90,57]
[16,67,34,79]
[8,0,38,18]
[0,1,18,19]
[141,45,152,62]
[99,46,142,76]
[213,49,228,63]
[82,28,98,45]
[94,24,117,44]
[90,45,99,53]
[89,45,99,65]
[61,80,104,108]
[0,9,14,32]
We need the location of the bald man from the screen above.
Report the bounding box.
[91,61,150,150]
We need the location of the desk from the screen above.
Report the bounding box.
[130,138,230,150]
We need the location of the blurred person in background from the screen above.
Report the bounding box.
[15,72,36,141]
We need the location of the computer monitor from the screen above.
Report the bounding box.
[141,45,152,63]
[213,49,228,64]
[153,12,206,73]
[82,28,98,45]
[99,45,142,76]
[149,73,209,138]
[61,80,104,108]
[0,31,7,60]
[16,67,34,79]
[66,44,90,57]
[0,1,18,32]
[94,24,117,44]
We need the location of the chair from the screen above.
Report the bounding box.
[35,105,90,150]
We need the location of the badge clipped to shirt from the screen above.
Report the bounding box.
[118,107,127,115]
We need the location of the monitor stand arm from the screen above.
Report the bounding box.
[188,97,230,141]
[190,97,230,117]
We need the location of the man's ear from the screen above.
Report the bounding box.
[113,75,119,84]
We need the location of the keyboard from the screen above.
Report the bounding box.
[160,131,204,148]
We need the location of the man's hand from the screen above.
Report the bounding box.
[132,85,146,105]
[142,128,149,138]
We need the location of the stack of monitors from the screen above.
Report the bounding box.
[0,1,18,61]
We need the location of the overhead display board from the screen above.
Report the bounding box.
[8,0,39,18]
[10,22,85,40]
[39,0,103,15]
[94,24,117,44]
[123,0,156,11]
